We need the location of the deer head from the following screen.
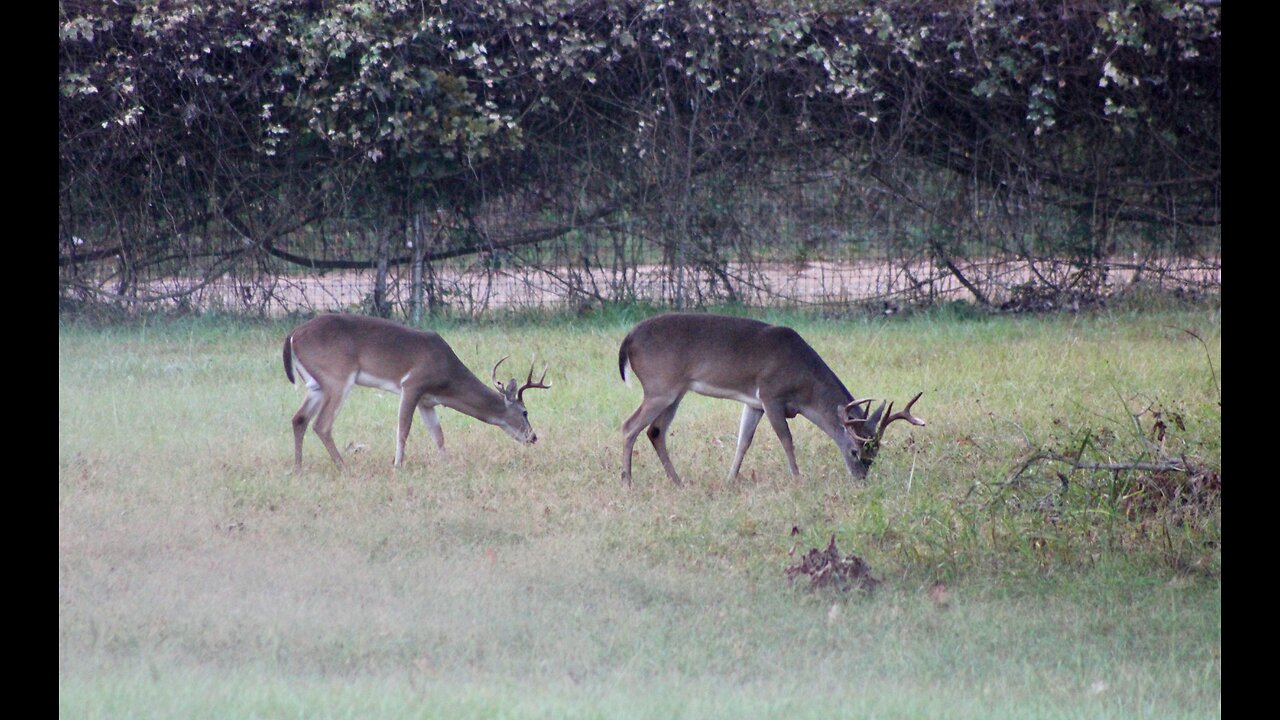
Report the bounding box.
[842,391,926,470]
[491,356,552,443]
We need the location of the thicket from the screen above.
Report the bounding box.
[59,0,1220,313]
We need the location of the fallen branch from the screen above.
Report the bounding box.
[1005,450,1200,486]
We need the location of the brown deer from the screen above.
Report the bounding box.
[618,312,923,485]
[283,314,550,470]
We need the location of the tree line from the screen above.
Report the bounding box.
[59,0,1220,313]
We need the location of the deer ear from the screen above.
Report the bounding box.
[842,403,875,441]
[505,378,519,402]
[863,401,887,433]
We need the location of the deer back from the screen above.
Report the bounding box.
[289,314,468,390]
[620,313,852,407]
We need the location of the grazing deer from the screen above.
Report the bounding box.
[283,314,551,470]
[618,312,924,485]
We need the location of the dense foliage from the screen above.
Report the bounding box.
[60,0,1220,308]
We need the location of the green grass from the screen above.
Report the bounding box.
[59,306,1221,719]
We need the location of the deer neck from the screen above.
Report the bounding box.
[438,373,510,423]
[798,379,855,441]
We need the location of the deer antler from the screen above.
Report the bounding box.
[875,391,926,441]
[843,398,882,442]
[844,392,925,443]
[844,397,875,415]
[491,355,512,391]
[517,363,552,402]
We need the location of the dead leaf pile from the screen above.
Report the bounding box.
[785,534,881,593]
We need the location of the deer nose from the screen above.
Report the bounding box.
[528,433,538,444]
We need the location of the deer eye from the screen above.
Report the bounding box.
[522,411,528,418]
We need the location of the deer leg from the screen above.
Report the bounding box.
[621,393,683,486]
[727,405,764,480]
[763,401,801,479]
[291,389,324,472]
[394,390,422,467]
[310,376,355,468]
[645,396,685,486]
[417,404,448,461]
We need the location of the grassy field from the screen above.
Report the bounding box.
[58,304,1221,719]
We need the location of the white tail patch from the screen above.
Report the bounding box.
[292,349,320,393]
[622,357,632,387]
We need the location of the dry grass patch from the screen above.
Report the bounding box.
[60,308,1220,718]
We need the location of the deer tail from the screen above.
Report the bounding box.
[283,334,296,384]
[618,334,632,385]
